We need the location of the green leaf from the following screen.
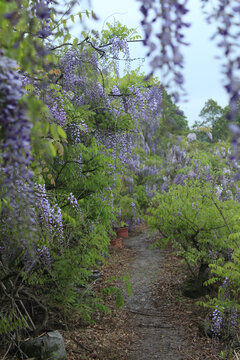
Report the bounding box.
[116,290,124,309]
[124,275,132,297]
[63,33,71,43]
[50,123,59,140]
[54,142,64,156]
[41,121,49,136]
[25,83,35,92]
[73,38,78,46]
[57,125,67,139]
[45,142,57,157]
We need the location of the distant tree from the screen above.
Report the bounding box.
[193,99,229,142]
[211,106,229,141]
[160,87,189,134]
[198,99,224,127]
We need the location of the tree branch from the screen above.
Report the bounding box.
[211,197,232,234]
[19,289,48,337]
[54,160,85,184]
[99,39,144,49]
[49,37,89,52]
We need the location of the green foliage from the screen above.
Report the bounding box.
[26,221,111,320]
[160,88,189,132]
[194,98,240,142]
[203,215,240,313]
[101,20,141,44]
[123,274,133,297]
[115,194,139,227]
[147,178,240,276]
[192,99,225,142]
[0,310,28,336]
[102,274,132,309]
[198,99,224,127]
[113,68,159,90]
[94,110,133,131]
[0,0,191,344]
[134,185,149,211]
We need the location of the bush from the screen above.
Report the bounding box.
[147,178,240,279]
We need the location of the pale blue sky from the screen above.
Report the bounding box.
[76,0,229,127]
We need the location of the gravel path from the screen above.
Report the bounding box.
[123,230,189,360]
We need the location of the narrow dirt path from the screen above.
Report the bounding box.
[62,227,218,360]
[122,229,189,360]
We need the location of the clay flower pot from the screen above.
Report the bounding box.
[116,227,128,239]
[110,237,123,249]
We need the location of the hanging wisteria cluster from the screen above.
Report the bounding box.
[110,36,130,60]
[138,0,240,107]
[36,245,51,268]
[67,192,79,208]
[48,93,67,127]
[211,306,223,338]
[137,0,190,101]
[109,83,162,156]
[160,140,240,202]
[137,0,240,177]
[35,184,64,243]
[95,130,132,167]
[0,54,37,266]
[59,49,108,109]
[109,36,131,76]
[200,1,240,119]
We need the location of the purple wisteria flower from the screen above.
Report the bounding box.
[138,0,190,100]
[209,249,218,260]
[35,1,51,20]
[211,306,223,337]
[68,192,79,208]
[187,133,197,142]
[35,184,64,243]
[110,36,130,75]
[37,245,51,268]
[49,98,66,127]
[208,132,213,141]
[95,130,132,167]
[0,53,37,266]
[230,309,238,337]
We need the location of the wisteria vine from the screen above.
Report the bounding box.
[0,53,37,267]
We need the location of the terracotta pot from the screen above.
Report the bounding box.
[116,227,128,239]
[110,237,122,249]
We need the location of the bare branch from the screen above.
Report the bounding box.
[49,37,89,51]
